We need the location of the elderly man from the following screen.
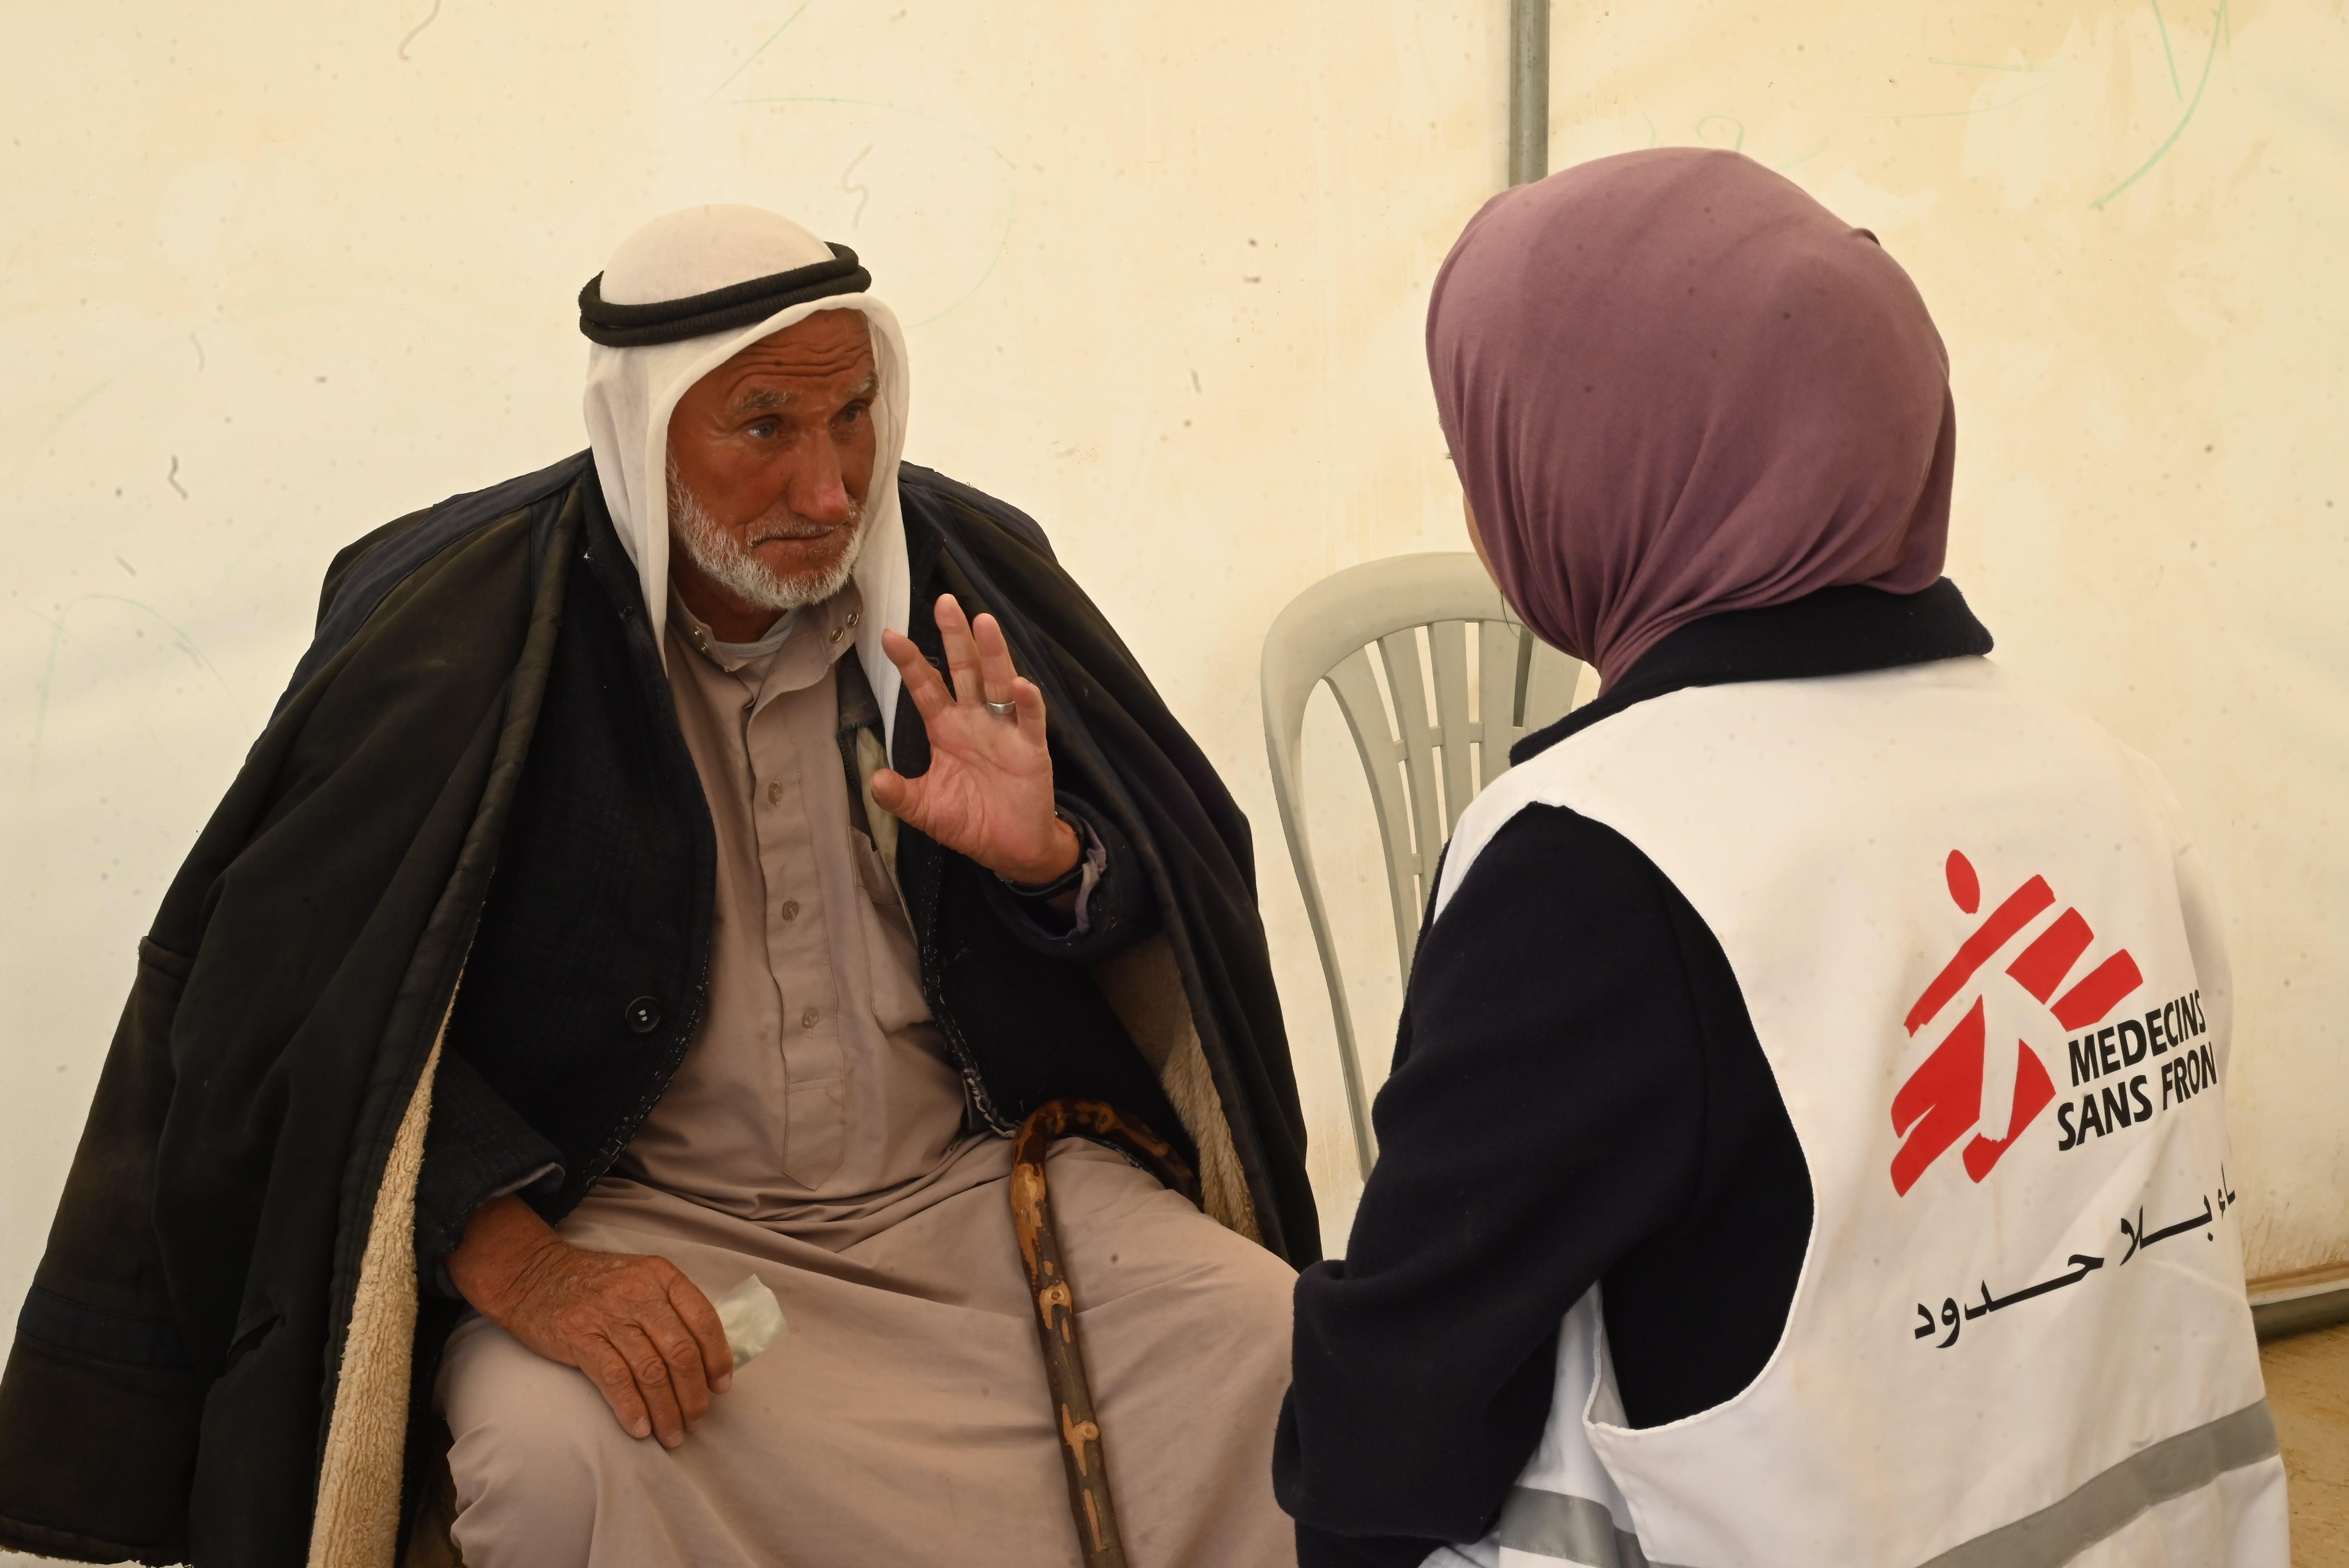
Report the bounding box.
[0,207,1314,1568]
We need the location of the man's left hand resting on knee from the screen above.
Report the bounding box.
[446,1194,734,1449]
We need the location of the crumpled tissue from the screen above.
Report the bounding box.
[712,1275,786,1369]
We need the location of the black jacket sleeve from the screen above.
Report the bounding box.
[414,1051,565,1281]
[1274,805,1811,1567]
[982,788,1160,962]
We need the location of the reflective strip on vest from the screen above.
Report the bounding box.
[1496,1486,1687,1566]
[1495,1401,2278,1568]
[1921,1401,2278,1568]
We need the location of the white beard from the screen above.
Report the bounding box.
[667,460,868,615]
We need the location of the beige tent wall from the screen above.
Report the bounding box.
[0,0,2340,1320]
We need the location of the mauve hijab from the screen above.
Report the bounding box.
[1428,148,1956,685]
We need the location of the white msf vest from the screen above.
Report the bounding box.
[1428,657,2285,1568]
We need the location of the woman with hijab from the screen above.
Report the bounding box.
[1273,150,2284,1568]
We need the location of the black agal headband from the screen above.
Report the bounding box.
[577,243,870,347]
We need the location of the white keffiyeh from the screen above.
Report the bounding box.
[581,204,914,746]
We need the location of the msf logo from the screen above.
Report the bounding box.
[1890,851,2144,1195]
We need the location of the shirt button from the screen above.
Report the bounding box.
[623,996,662,1035]
[828,626,845,645]
[767,781,783,805]
[800,1005,820,1029]
[780,899,800,921]
[846,611,861,629]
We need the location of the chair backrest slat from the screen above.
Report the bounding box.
[1261,554,1586,1175]
[1374,628,1447,927]
[1522,630,1582,737]
[1427,618,1481,839]
[1479,617,1526,732]
[1322,652,1426,987]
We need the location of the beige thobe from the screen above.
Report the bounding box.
[438,588,1297,1568]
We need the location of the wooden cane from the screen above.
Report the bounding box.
[1010,1099,1203,1568]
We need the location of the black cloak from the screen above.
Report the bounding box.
[0,452,1314,1566]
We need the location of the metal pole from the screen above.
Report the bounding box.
[1507,0,1551,187]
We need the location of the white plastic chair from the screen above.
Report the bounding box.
[1262,554,1585,1174]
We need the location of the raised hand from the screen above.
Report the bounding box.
[872,594,1080,886]
[445,1195,733,1448]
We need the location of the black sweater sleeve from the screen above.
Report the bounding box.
[1274,804,1811,1567]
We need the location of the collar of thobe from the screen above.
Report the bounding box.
[581,210,912,754]
[670,592,801,672]
[669,583,865,691]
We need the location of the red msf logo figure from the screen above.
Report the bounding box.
[1889,851,2144,1194]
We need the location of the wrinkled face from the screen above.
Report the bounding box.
[665,308,880,617]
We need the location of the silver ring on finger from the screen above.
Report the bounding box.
[984,698,1019,721]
